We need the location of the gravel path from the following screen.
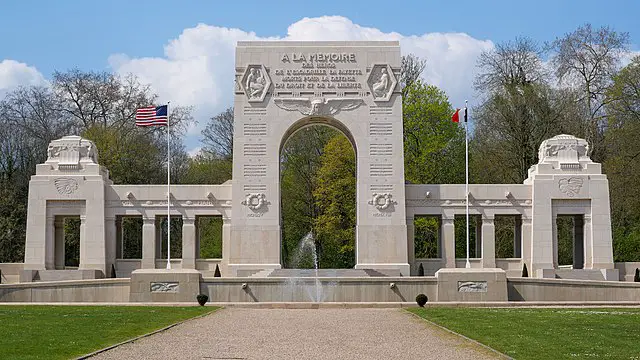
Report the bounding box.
[90,308,501,360]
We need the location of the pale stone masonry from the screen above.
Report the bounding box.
[20,41,618,282]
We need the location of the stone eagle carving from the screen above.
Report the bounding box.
[274,97,364,116]
[558,177,584,197]
[54,177,79,195]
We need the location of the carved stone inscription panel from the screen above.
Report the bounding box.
[274,52,365,93]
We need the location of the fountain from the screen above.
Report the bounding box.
[284,231,334,302]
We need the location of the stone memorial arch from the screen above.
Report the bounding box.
[230,41,410,276]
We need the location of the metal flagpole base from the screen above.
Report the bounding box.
[465,260,471,269]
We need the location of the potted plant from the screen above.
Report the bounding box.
[196,294,209,306]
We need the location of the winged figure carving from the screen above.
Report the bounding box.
[54,177,79,195]
[558,177,583,197]
[274,97,364,116]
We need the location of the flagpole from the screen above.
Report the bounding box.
[465,100,470,269]
[166,101,171,270]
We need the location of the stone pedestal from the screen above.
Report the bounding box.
[435,268,507,302]
[129,269,201,303]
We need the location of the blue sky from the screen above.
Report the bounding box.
[1,0,639,152]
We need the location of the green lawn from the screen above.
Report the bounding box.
[0,305,217,360]
[408,307,640,360]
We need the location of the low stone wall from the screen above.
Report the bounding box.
[0,279,130,302]
[201,277,438,303]
[0,263,24,284]
[508,278,640,301]
[614,262,640,282]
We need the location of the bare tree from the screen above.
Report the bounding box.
[202,107,234,159]
[547,24,630,160]
[475,37,548,93]
[472,37,577,183]
[400,54,427,94]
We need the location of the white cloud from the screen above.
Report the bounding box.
[0,59,48,98]
[108,16,494,149]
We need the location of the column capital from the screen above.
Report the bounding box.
[481,214,495,222]
[441,217,454,225]
[182,217,196,225]
[143,217,155,225]
[583,214,592,222]
[522,217,532,225]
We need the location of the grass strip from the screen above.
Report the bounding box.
[408,307,640,360]
[0,305,216,360]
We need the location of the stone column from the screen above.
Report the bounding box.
[514,216,522,258]
[481,216,496,268]
[552,214,558,268]
[221,216,231,274]
[181,217,197,269]
[78,215,87,269]
[54,218,65,270]
[441,217,456,268]
[521,217,532,270]
[45,216,55,269]
[105,217,117,276]
[406,217,415,275]
[583,214,593,269]
[141,218,156,269]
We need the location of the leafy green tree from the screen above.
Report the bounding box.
[403,80,465,184]
[180,153,232,185]
[605,55,640,261]
[313,135,356,269]
[280,126,338,268]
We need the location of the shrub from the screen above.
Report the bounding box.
[415,293,428,307]
[522,263,529,278]
[214,264,221,277]
[196,294,209,306]
[417,263,424,276]
[634,268,640,282]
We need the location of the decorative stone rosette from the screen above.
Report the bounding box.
[368,193,397,211]
[242,193,269,211]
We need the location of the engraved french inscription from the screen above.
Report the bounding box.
[369,123,393,136]
[369,144,393,156]
[243,164,267,177]
[369,163,393,177]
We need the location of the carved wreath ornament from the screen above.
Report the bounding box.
[242,193,269,211]
[368,193,397,211]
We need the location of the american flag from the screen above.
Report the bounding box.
[135,105,168,126]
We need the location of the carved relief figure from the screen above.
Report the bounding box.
[246,68,266,99]
[372,68,390,97]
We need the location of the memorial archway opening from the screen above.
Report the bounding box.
[279,118,357,269]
